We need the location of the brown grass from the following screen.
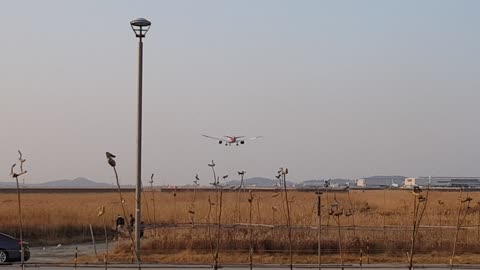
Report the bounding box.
[1,189,480,263]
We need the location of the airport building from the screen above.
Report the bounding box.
[356,176,480,188]
[404,177,480,188]
[356,176,406,188]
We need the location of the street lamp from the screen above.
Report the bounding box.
[130,17,151,260]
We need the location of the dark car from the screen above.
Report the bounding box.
[0,233,30,263]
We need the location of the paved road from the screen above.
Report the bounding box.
[27,242,108,264]
[3,243,478,269]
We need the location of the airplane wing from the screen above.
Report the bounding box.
[246,136,263,140]
[202,134,229,142]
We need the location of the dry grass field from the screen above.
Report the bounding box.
[1,188,480,264]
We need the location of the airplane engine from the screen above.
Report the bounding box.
[218,141,223,144]
[240,141,245,144]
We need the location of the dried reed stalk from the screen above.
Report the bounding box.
[346,187,356,237]
[208,161,218,220]
[190,174,200,227]
[206,195,215,258]
[325,182,331,227]
[236,171,246,223]
[331,193,344,270]
[477,201,480,241]
[74,246,78,269]
[450,191,472,269]
[383,188,387,243]
[408,185,430,270]
[207,160,225,270]
[214,187,224,270]
[278,168,293,270]
[150,174,157,237]
[173,187,177,263]
[271,205,278,226]
[10,150,27,269]
[255,194,262,224]
[141,182,152,225]
[248,190,254,270]
[438,200,444,242]
[97,206,108,269]
[316,191,322,270]
[105,152,141,270]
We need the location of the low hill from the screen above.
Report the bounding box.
[35,177,111,188]
[0,177,110,188]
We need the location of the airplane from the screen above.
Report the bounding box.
[390,179,399,188]
[201,134,262,146]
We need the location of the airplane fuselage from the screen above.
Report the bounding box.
[220,136,245,146]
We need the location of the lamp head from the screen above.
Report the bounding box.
[130,18,151,38]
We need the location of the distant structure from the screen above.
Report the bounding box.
[301,179,353,188]
[355,176,480,188]
[404,177,416,187]
[404,177,480,188]
[356,176,406,188]
[356,179,366,187]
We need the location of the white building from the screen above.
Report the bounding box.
[404,177,416,187]
[356,178,366,187]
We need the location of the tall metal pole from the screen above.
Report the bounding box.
[135,33,143,259]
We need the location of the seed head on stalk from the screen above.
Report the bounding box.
[222,175,228,185]
[97,206,106,217]
[106,152,116,167]
[248,190,254,203]
[10,163,27,178]
[149,174,154,185]
[18,150,26,173]
[194,174,200,185]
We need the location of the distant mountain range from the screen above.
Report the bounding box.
[0,177,111,188]
[34,177,111,188]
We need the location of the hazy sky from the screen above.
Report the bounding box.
[2,1,480,185]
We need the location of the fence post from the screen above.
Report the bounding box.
[89,224,98,257]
